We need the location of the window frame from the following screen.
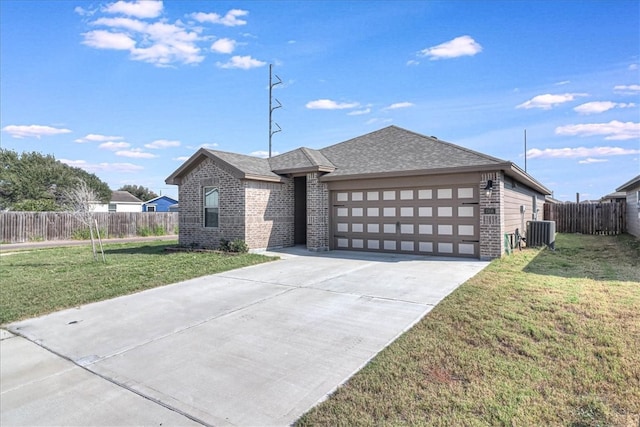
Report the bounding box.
[146,205,156,212]
[108,203,117,213]
[203,187,219,228]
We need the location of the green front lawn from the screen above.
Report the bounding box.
[297,234,640,426]
[0,240,274,324]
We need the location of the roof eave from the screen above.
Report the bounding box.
[242,173,287,183]
[616,174,640,192]
[165,148,247,185]
[504,162,552,195]
[319,162,552,195]
[271,165,336,175]
[319,163,508,182]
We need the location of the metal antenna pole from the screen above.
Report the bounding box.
[524,129,527,172]
[268,64,283,158]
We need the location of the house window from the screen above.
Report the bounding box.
[204,187,219,228]
[108,203,117,213]
[147,205,156,212]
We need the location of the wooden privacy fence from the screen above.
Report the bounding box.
[544,202,626,235]
[0,212,179,243]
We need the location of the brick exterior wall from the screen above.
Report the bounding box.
[178,157,295,250]
[306,172,329,251]
[244,180,295,250]
[479,171,505,260]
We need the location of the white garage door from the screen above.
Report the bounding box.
[331,186,480,258]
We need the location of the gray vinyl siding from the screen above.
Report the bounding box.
[625,184,640,238]
[503,177,545,236]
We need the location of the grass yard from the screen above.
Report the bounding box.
[297,234,640,427]
[0,240,274,324]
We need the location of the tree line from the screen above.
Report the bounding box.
[0,149,159,211]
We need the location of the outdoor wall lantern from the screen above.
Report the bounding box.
[484,179,494,198]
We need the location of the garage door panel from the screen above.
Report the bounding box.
[332,185,479,257]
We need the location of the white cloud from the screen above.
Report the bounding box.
[211,38,236,54]
[384,102,414,110]
[526,146,640,159]
[191,9,248,26]
[306,99,360,110]
[250,150,279,158]
[99,141,131,150]
[144,139,180,149]
[60,159,144,173]
[74,6,96,16]
[406,59,419,66]
[82,12,204,66]
[115,148,158,158]
[92,17,147,32]
[216,55,266,69]
[574,101,636,115]
[348,108,371,116]
[173,156,190,161]
[419,35,482,60]
[2,124,72,139]
[555,120,640,140]
[200,143,219,149]
[516,93,588,110]
[75,133,124,143]
[82,30,136,50]
[555,80,571,86]
[130,22,203,66]
[365,118,393,125]
[614,84,640,95]
[578,158,608,164]
[629,64,639,71]
[103,0,163,19]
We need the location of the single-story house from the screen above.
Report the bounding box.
[166,126,551,260]
[91,191,143,213]
[600,191,626,204]
[616,174,640,238]
[142,195,179,212]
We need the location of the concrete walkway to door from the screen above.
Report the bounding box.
[1,248,488,426]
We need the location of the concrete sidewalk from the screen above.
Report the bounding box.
[1,248,488,426]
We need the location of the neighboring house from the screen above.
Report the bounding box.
[92,191,143,213]
[600,191,626,204]
[168,203,179,212]
[142,195,179,212]
[616,174,640,238]
[166,126,551,260]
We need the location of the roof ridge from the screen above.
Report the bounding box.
[300,147,319,165]
[394,126,507,164]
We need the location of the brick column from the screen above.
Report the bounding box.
[479,171,505,260]
[306,172,329,251]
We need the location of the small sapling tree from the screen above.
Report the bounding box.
[63,178,106,262]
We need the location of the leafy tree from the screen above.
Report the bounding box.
[117,184,158,202]
[0,149,111,211]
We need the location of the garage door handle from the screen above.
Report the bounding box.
[333,204,345,207]
[462,239,479,243]
[462,202,479,205]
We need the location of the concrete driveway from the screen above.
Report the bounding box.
[1,248,488,426]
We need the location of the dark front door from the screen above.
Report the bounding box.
[294,177,307,245]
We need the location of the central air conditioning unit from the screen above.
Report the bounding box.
[526,220,556,249]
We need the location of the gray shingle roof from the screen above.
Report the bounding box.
[319,126,505,178]
[166,125,550,194]
[111,191,142,203]
[269,147,335,173]
[206,150,281,180]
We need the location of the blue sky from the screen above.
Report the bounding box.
[1,0,638,201]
